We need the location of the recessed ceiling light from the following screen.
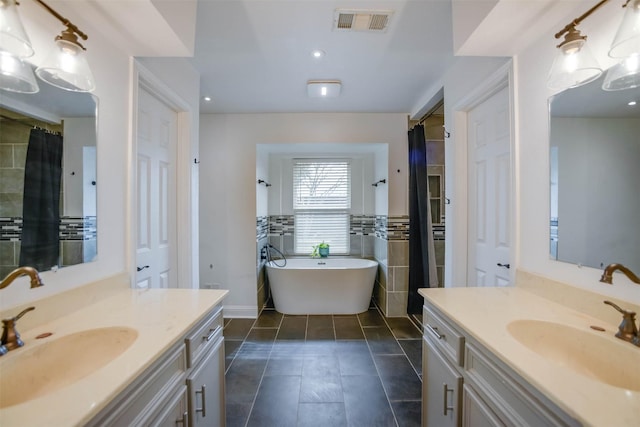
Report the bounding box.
[311,50,325,59]
[629,101,637,106]
[202,96,212,102]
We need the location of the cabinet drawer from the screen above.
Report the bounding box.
[423,305,465,366]
[465,342,577,427]
[87,342,187,427]
[185,305,223,368]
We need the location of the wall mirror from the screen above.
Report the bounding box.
[549,72,640,272]
[0,80,97,277]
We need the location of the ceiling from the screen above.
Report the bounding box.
[191,0,455,114]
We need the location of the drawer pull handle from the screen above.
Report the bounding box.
[196,384,207,417]
[443,383,454,415]
[426,324,445,340]
[203,325,222,342]
[176,411,188,425]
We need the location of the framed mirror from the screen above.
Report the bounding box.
[549,72,640,272]
[0,81,97,277]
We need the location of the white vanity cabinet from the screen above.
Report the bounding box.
[422,302,579,427]
[185,305,225,427]
[87,304,225,427]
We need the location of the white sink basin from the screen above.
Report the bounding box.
[0,326,138,408]
[507,319,640,391]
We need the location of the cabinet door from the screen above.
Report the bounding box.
[462,384,504,427]
[153,385,189,427]
[187,335,225,427]
[423,337,463,427]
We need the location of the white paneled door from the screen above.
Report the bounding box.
[467,86,511,287]
[136,86,178,289]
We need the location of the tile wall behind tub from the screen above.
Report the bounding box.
[374,216,410,317]
[266,214,376,258]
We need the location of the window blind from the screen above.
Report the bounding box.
[293,160,351,255]
[293,160,351,210]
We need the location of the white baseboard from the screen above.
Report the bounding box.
[223,305,258,319]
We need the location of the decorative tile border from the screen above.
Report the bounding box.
[375,215,410,240]
[256,216,268,241]
[0,216,97,241]
[259,214,443,242]
[268,215,294,236]
[350,215,375,236]
[0,217,21,241]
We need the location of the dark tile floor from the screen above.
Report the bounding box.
[223,306,423,427]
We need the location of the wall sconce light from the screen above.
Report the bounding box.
[547,0,607,90]
[603,0,640,90]
[0,0,95,93]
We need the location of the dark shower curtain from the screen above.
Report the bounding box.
[19,128,63,271]
[407,125,432,314]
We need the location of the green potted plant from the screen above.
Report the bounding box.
[311,241,330,258]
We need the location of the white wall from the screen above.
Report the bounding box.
[0,4,131,309]
[444,1,640,302]
[374,144,390,215]
[515,4,640,303]
[267,151,375,216]
[1,5,200,309]
[199,113,407,316]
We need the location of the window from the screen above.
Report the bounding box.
[293,159,350,255]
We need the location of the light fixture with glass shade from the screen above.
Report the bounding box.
[603,0,640,90]
[0,50,38,92]
[547,26,603,90]
[547,0,610,91]
[0,0,95,93]
[33,0,94,92]
[0,0,39,93]
[0,0,34,58]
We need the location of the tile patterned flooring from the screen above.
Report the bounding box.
[223,307,423,427]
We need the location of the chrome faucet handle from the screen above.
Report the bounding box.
[604,301,638,343]
[0,306,35,352]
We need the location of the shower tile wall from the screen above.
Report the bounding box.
[374,216,410,317]
[1,114,28,277]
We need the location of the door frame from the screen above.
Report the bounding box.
[448,60,518,287]
[128,60,194,288]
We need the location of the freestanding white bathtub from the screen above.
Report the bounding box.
[265,257,378,315]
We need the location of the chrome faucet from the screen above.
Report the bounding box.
[600,263,640,285]
[0,266,44,290]
[604,301,640,347]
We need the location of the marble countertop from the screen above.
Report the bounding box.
[0,283,228,427]
[419,287,640,427]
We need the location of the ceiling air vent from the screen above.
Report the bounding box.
[333,9,394,32]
